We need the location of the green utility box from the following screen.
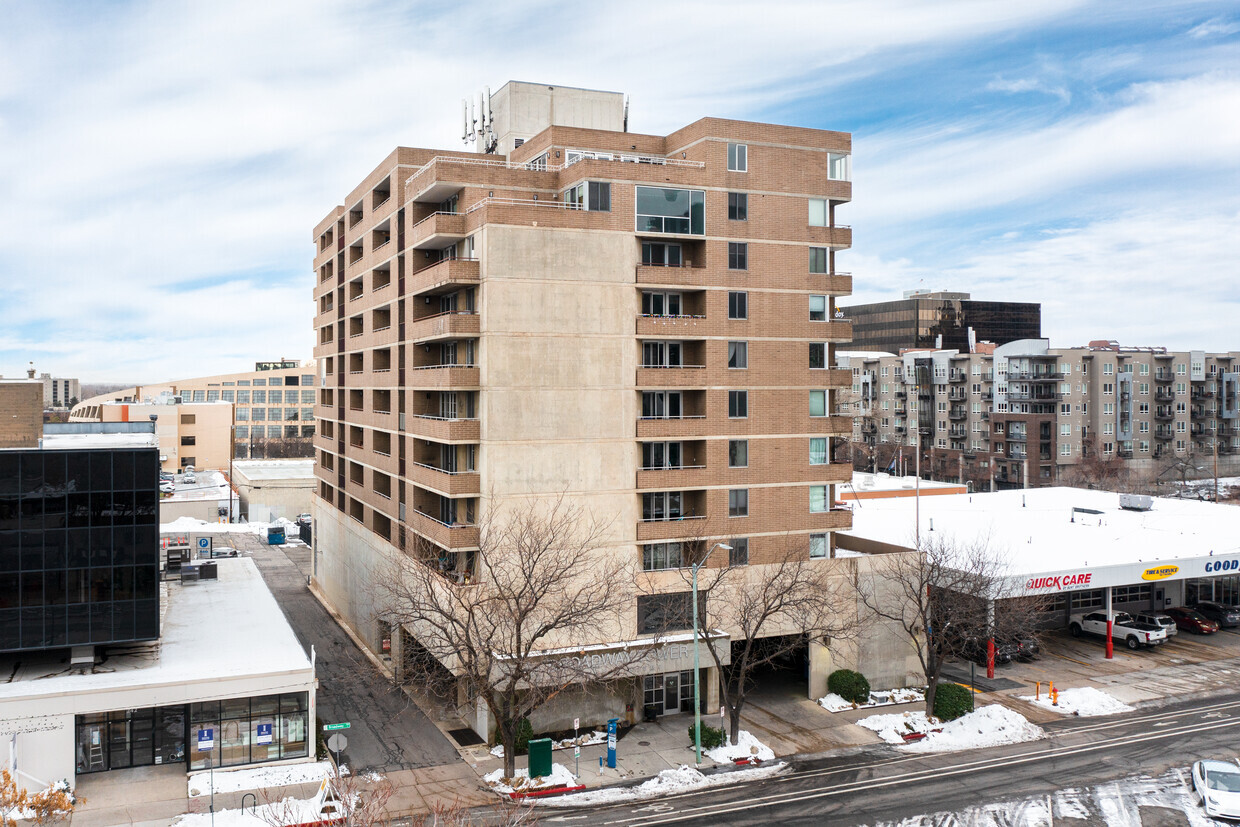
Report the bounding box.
[527,737,553,779]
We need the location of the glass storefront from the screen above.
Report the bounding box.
[1187,576,1240,606]
[74,692,307,774]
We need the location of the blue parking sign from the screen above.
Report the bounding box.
[256,722,273,745]
[197,728,214,751]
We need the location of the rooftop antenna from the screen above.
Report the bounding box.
[623,95,629,132]
[461,88,498,153]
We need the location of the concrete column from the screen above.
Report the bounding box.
[390,624,406,684]
[808,637,833,700]
[1105,586,1114,659]
[704,665,721,715]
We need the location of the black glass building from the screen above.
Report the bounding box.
[842,292,1041,353]
[0,438,161,653]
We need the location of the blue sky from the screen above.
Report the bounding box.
[1,0,1238,383]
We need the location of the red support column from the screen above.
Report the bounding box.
[1105,619,1114,659]
[986,637,995,679]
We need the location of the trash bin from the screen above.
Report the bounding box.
[643,704,659,723]
[527,737,553,779]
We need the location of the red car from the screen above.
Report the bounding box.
[1166,606,1220,635]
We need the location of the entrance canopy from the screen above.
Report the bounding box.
[840,487,1240,597]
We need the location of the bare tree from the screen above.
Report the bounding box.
[378,495,645,778]
[685,539,861,746]
[854,534,1043,717]
[260,759,394,827]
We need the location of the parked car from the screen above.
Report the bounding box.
[1193,759,1240,820]
[182,472,197,484]
[1134,612,1178,638]
[1012,635,1041,660]
[1193,601,1240,628]
[958,636,1020,666]
[1165,606,1220,635]
[296,513,312,527]
[208,547,239,558]
[1068,611,1168,649]
[159,481,175,494]
[159,471,174,482]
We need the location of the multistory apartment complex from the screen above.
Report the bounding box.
[0,366,81,410]
[840,339,1240,489]
[841,290,1040,353]
[311,82,863,733]
[70,361,316,463]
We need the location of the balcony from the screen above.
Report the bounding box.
[409,311,480,343]
[636,314,712,337]
[409,211,468,250]
[1154,372,1175,384]
[636,416,709,439]
[636,515,709,542]
[948,426,967,439]
[895,389,908,399]
[947,388,967,401]
[948,370,967,384]
[408,508,479,550]
[637,364,708,388]
[406,365,480,389]
[1154,427,1175,440]
[948,408,967,421]
[636,465,709,490]
[406,415,479,443]
[409,257,480,297]
[1155,389,1176,402]
[408,462,480,497]
[1154,408,1175,421]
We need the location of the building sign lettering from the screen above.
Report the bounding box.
[1141,565,1179,581]
[1025,572,1092,592]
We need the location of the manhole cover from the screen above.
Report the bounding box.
[638,740,650,746]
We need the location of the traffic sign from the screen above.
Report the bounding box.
[323,722,351,732]
[327,733,348,754]
[573,717,579,731]
[197,728,214,752]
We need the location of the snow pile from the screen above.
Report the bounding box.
[819,686,926,712]
[188,761,331,797]
[540,762,788,807]
[173,795,329,827]
[857,704,1043,753]
[490,729,607,758]
[1021,686,1134,717]
[161,515,299,537]
[704,730,775,763]
[483,763,577,795]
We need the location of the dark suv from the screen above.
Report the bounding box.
[1194,601,1240,628]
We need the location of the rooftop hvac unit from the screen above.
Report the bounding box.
[1119,493,1153,512]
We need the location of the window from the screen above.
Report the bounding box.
[808,199,828,227]
[810,533,829,559]
[642,242,683,266]
[728,341,748,369]
[642,391,682,418]
[810,485,829,513]
[636,186,705,235]
[563,181,611,211]
[729,489,749,517]
[810,437,828,465]
[827,152,850,181]
[642,291,682,317]
[180,414,196,425]
[729,440,748,468]
[809,343,827,370]
[638,592,699,634]
[642,542,685,571]
[727,142,747,172]
[180,436,196,446]
[809,295,827,321]
[810,390,828,417]
[728,242,748,270]
[729,538,749,567]
[642,491,686,521]
[809,247,828,274]
[728,291,748,320]
[728,390,748,418]
[642,341,683,367]
[728,192,747,221]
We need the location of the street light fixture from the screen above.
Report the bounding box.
[692,541,731,766]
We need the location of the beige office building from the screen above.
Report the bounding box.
[310,82,908,736]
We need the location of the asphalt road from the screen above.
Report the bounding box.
[541,693,1240,826]
[230,532,461,772]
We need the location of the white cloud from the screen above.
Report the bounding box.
[986,76,1072,103]
[1187,17,1240,38]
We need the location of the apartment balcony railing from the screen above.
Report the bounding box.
[1154,372,1175,383]
[408,508,479,550]
[636,465,709,490]
[1155,389,1176,402]
[948,408,967,421]
[637,364,708,388]
[408,462,481,496]
[406,414,480,443]
[409,311,480,343]
[406,364,480,389]
[408,257,480,297]
[636,415,709,439]
[409,211,469,250]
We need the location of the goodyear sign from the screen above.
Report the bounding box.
[1141,564,1179,581]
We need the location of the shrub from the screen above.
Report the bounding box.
[687,722,725,750]
[827,669,872,705]
[933,682,974,722]
[513,717,534,754]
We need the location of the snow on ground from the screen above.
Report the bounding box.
[490,730,607,758]
[859,768,1218,826]
[819,687,926,713]
[172,796,326,827]
[188,760,331,797]
[1020,686,1134,717]
[484,763,577,795]
[539,762,788,808]
[705,730,775,763]
[857,705,1043,753]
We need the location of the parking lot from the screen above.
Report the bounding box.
[952,624,1240,705]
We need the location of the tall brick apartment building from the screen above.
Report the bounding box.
[309,83,884,734]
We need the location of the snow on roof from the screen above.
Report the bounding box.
[160,515,299,535]
[230,459,316,481]
[842,472,965,497]
[0,558,311,700]
[39,432,158,450]
[836,350,896,360]
[163,470,233,502]
[843,486,1240,577]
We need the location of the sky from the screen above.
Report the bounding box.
[1,0,1238,384]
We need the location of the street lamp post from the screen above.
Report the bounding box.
[693,541,732,766]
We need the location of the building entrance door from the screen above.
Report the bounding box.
[663,673,680,715]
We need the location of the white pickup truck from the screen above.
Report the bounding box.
[1068,610,1169,650]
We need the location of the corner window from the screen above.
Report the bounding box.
[809,295,828,321]
[728,192,748,221]
[728,341,748,369]
[729,439,748,468]
[727,143,748,172]
[729,489,749,517]
[728,390,748,419]
[728,242,748,270]
[827,152,851,181]
[728,291,748,320]
[636,186,705,235]
[810,485,829,513]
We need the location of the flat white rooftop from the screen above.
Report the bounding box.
[163,469,233,503]
[39,432,158,450]
[843,486,1240,581]
[231,459,315,481]
[841,472,966,499]
[0,558,311,705]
